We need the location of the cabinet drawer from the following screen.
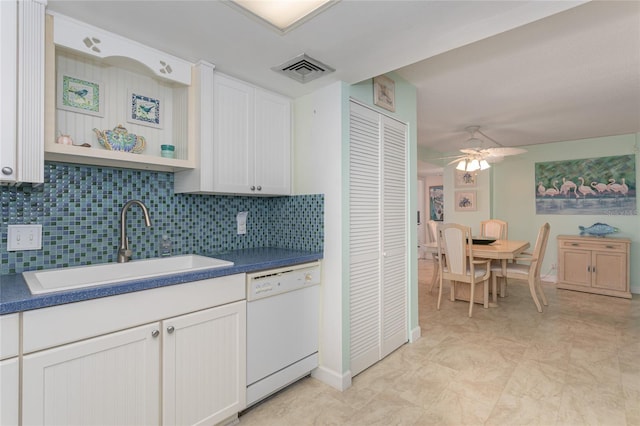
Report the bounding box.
[558,239,627,252]
[0,313,20,360]
[23,274,245,353]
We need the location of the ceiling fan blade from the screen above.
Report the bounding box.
[484,147,527,157]
[426,153,466,162]
[486,155,505,163]
[459,148,481,155]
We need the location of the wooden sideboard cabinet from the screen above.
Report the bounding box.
[557,235,631,299]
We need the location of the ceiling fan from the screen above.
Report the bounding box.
[447,126,527,172]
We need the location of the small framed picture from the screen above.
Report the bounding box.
[57,73,104,117]
[373,75,395,112]
[455,191,477,212]
[429,185,444,221]
[127,91,162,129]
[455,169,477,188]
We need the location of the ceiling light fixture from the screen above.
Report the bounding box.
[228,0,338,34]
[449,126,527,172]
[456,157,490,172]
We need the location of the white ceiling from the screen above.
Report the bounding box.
[47,1,640,162]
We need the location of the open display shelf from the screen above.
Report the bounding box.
[44,12,195,172]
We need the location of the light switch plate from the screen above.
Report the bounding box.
[7,224,42,251]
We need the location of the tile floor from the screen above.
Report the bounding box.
[238,259,639,425]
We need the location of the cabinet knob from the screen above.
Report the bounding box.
[256,185,262,191]
[250,185,256,191]
[151,329,160,338]
[167,325,175,334]
[571,243,579,246]
[1,166,13,175]
[605,245,614,249]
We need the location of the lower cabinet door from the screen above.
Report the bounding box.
[592,251,627,291]
[1,358,19,426]
[22,322,161,426]
[163,301,246,426]
[558,249,591,287]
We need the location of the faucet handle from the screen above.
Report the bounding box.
[118,248,133,262]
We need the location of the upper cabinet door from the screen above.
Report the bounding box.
[175,71,291,196]
[254,89,291,196]
[0,0,45,184]
[212,73,255,194]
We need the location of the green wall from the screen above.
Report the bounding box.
[492,133,639,293]
[348,73,420,346]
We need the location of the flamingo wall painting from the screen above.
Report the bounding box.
[535,154,636,215]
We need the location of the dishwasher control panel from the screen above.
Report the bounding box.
[246,261,321,301]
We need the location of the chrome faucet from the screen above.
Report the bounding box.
[118,200,152,263]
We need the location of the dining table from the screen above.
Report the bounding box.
[420,239,530,306]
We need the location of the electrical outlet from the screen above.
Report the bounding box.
[551,263,557,270]
[7,224,42,251]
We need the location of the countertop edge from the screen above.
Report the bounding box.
[1,248,323,315]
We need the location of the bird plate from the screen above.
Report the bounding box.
[128,91,163,129]
[57,74,104,117]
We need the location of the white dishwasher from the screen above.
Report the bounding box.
[245,261,321,407]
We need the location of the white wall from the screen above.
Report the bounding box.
[293,82,351,390]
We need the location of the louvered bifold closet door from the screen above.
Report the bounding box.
[349,102,382,377]
[380,116,408,358]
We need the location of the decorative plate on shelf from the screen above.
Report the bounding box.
[93,124,146,154]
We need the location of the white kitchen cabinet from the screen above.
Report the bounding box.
[0,313,19,360]
[21,274,246,425]
[43,12,194,172]
[22,322,161,425]
[175,70,291,195]
[163,301,246,426]
[0,358,19,426]
[50,12,191,85]
[0,0,45,184]
[0,313,20,426]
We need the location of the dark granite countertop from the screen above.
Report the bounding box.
[0,247,322,315]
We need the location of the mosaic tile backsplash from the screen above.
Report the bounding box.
[1,162,324,275]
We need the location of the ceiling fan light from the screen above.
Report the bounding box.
[468,159,480,172]
[456,160,468,171]
[479,159,491,170]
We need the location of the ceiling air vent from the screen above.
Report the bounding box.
[272,54,335,84]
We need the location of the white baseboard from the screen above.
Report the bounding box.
[410,326,421,342]
[311,365,352,391]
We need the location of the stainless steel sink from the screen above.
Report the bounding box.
[22,255,234,295]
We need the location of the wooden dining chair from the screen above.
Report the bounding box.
[480,219,508,240]
[436,223,491,317]
[481,218,509,296]
[491,223,551,312]
[426,220,440,292]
